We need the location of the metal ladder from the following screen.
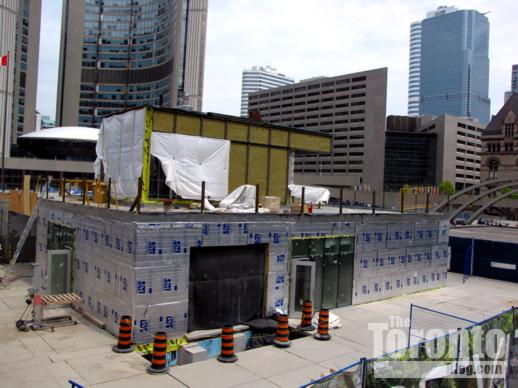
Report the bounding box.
[1,200,39,288]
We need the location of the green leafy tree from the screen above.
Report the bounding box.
[439,181,455,196]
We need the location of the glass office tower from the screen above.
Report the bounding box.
[419,9,490,124]
[57,0,207,128]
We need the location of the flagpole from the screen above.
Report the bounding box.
[1,50,9,192]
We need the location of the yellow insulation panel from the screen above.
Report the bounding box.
[269,148,288,201]
[291,132,332,153]
[249,126,269,145]
[152,111,174,132]
[248,145,269,192]
[203,118,225,139]
[227,122,248,142]
[175,114,201,136]
[228,143,247,192]
[270,129,289,147]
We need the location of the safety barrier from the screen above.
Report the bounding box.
[112,315,134,353]
[217,325,238,363]
[299,300,315,331]
[273,314,291,348]
[314,309,331,341]
[302,306,517,387]
[147,331,170,374]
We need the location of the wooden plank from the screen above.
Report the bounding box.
[23,176,31,216]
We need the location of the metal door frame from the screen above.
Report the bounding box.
[289,259,316,318]
[46,249,71,294]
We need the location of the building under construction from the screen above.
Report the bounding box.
[18,106,449,346]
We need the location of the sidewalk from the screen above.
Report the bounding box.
[1,265,516,387]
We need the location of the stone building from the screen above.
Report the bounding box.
[481,94,518,181]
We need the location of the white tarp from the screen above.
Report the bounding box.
[150,132,230,200]
[288,184,330,204]
[218,184,256,210]
[94,108,146,198]
[203,185,269,213]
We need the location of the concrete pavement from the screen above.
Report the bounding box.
[1,264,516,387]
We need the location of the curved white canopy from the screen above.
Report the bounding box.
[19,126,99,142]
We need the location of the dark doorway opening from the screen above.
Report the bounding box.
[188,244,267,332]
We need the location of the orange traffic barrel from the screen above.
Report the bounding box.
[112,315,133,353]
[218,325,238,362]
[298,300,315,331]
[314,309,331,341]
[147,332,169,374]
[273,314,291,348]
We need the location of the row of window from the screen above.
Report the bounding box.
[457,122,482,132]
[249,91,366,105]
[294,168,363,174]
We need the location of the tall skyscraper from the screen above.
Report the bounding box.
[408,6,490,123]
[407,21,422,116]
[504,64,518,102]
[240,66,294,117]
[408,7,457,116]
[56,0,207,128]
[0,0,41,158]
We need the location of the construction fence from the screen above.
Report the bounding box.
[304,306,518,387]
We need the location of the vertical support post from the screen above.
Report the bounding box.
[407,304,413,348]
[136,177,142,213]
[470,238,474,277]
[360,357,367,388]
[339,187,343,215]
[255,184,259,214]
[414,193,418,212]
[201,181,205,214]
[82,179,86,206]
[400,191,405,214]
[382,190,385,208]
[353,189,357,202]
[300,186,305,215]
[45,177,49,200]
[455,327,462,374]
[425,192,430,213]
[372,190,376,214]
[1,50,11,193]
[61,178,65,202]
[107,178,111,209]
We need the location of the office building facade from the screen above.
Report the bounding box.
[384,131,437,191]
[421,115,483,190]
[410,7,490,123]
[56,0,207,128]
[385,114,483,191]
[248,68,388,191]
[240,66,294,117]
[0,0,41,158]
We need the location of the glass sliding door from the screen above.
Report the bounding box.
[289,259,315,318]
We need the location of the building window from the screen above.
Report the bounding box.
[489,159,499,179]
[504,124,514,137]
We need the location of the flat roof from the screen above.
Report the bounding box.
[103,106,332,139]
[450,226,518,244]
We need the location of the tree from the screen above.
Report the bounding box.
[438,180,455,196]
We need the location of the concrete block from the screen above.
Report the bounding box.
[178,344,208,365]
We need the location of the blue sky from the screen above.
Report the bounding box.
[37,0,517,121]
